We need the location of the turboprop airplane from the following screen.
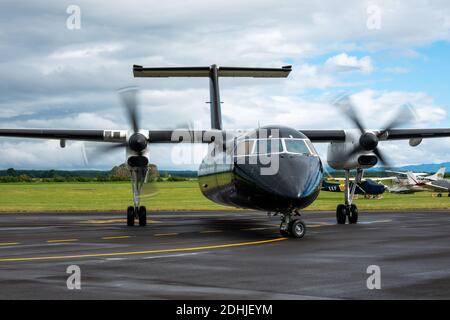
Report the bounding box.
[2,64,450,239]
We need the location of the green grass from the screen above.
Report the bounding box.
[0,181,449,212]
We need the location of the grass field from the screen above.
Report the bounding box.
[0,181,449,212]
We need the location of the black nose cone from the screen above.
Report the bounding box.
[236,154,323,201]
[268,155,323,199]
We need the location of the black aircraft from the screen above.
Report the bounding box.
[2,64,450,239]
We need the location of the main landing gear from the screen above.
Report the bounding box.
[336,168,362,225]
[127,165,148,227]
[127,206,147,226]
[279,211,306,238]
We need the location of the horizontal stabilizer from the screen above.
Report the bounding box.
[133,65,292,78]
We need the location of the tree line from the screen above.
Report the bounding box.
[0,165,197,183]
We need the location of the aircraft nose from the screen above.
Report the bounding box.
[270,155,323,199]
[239,154,323,200]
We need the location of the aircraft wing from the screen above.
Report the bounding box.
[0,129,224,143]
[0,129,107,142]
[330,177,397,181]
[4,127,450,144]
[301,128,450,142]
[423,182,449,192]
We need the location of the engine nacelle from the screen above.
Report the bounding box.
[126,130,150,165]
[326,130,378,170]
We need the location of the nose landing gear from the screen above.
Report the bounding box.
[279,211,306,238]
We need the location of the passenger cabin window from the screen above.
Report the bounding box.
[255,139,283,155]
[284,139,312,155]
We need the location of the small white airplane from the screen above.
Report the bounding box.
[387,167,449,195]
[387,167,445,182]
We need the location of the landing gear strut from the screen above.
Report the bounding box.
[127,165,148,227]
[279,212,306,238]
[336,168,362,225]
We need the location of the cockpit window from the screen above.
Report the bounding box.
[284,139,312,155]
[305,140,318,155]
[236,137,317,156]
[255,139,283,155]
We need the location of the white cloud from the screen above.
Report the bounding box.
[50,43,124,59]
[349,90,447,127]
[1,0,450,169]
[325,53,374,73]
[0,113,120,130]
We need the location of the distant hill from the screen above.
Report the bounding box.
[384,162,450,173]
[325,162,450,175]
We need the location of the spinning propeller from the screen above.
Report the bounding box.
[334,95,414,168]
[82,87,149,164]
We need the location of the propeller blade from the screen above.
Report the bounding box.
[373,147,391,169]
[333,95,366,134]
[378,103,415,138]
[118,87,140,134]
[346,144,365,159]
[140,180,159,199]
[82,142,127,165]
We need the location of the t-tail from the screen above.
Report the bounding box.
[133,64,292,130]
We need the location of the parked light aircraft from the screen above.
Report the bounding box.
[388,168,450,196]
[2,64,450,238]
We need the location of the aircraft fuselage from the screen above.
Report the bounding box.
[198,126,323,213]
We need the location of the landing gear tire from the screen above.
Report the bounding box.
[289,219,306,238]
[438,193,443,197]
[138,206,147,226]
[127,206,135,226]
[336,204,347,224]
[348,204,358,224]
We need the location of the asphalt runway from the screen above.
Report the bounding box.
[0,210,449,299]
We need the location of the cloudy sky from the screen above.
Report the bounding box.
[1,0,450,170]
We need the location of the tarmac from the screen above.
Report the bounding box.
[0,210,449,299]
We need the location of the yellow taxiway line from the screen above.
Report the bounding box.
[0,237,287,262]
[46,239,78,243]
[101,236,131,240]
[154,233,179,237]
[0,242,20,246]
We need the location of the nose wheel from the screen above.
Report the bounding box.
[279,214,306,238]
